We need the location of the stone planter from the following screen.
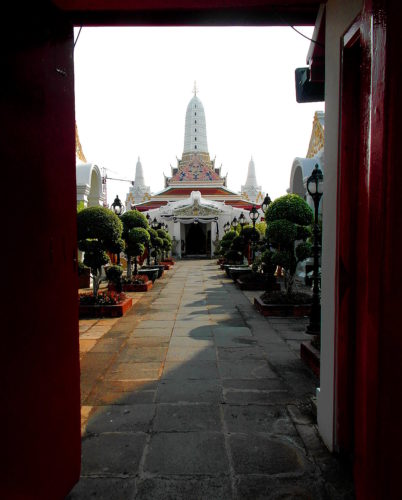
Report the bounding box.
[138,268,159,282]
[159,261,172,270]
[79,297,133,318]
[223,264,249,277]
[122,281,153,292]
[300,340,320,377]
[254,295,311,317]
[78,269,90,288]
[141,265,165,278]
[228,267,253,281]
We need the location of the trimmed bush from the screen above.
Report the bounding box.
[77,207,123,296]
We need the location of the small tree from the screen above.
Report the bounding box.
[77,206,123,296]
[147,228,160,264]
[126,227,151,275]
[120,210,149,277]
[265,194,313,295]
[220,230,237,259]
[157,228,172,260]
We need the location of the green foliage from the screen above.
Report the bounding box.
[261,249,276,276]
[77,260,89,275]
[264,194,313,294]
[105,265,123,284]
[147,228,158,245]
[126,227,150,257]
[77,201,85,213]
[255,221,267,236]
[225,249,243,264]
[265,194,313,226]
[231,235,245,253]
[77,206,123,248]
[295,241,312,262]
[120,210,148,238]
[80,240,110,272]
[266,219,297,247]
[220,230,237,253]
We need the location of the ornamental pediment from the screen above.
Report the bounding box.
[174,204,222,217]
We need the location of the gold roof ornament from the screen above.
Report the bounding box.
[75,121,87,163]
[306,111,325,158]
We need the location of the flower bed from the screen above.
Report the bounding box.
[254,291,311,317]
[79,291,132,318]
[159,261,172,270]
[109,275,153,292]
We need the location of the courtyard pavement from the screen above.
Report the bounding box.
[67,260,354,499]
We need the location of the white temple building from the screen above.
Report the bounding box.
[75,123,104,208]
[134,86,264,258]
[241,157,263,204]
[288,111,324,212]
[125,157,151,210]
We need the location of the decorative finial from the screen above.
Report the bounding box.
[193,81,198,96]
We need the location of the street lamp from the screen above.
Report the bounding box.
[151,217,159,229]
[145,214,151,265]
[111,195,124,264]
[249,205,260,263]
[261,193,272,213]
[231,216,238,230]
[306,164,324,339]
[224,222,230,233]
[239,212,246,232]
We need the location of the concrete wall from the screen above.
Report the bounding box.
[318,0,363,450]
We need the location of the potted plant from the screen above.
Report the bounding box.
[120,210,149,278]
[254,194,314,316]
[77,261,90,288]
[77,206,132,317]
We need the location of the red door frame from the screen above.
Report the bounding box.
[335,2,402,497]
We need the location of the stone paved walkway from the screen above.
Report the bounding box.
[67,260,354,499]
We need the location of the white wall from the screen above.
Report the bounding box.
[318,0,363,450]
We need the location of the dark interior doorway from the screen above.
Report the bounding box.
[185,223,207,255]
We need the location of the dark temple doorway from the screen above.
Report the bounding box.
[185,223,207,255]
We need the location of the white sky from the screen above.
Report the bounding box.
[74,26,323,205]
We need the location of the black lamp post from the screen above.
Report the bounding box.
[231,216,239,231]
[305,164,324,339]
[224,222,230,233]
[261,193,272,214]
[239,212,246,232]
[151,217,159,264]
[111,195,124,264]
[249,205,260,262]
[145,214,151,265]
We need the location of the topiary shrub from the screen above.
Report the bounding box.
[105,265,123,292]
[120,210,149,277]
[157,229,172,261]
[126,227,151,275]
[265,194,313,295]
[77,206,123,296]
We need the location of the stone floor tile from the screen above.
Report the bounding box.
[105,362,162,381]
[229,433,306,475]
[81,433,147,476]
[66,478,136,500]
[217,346,267,361]
[153,403,222,432]
[165,346,216,362]
[144,432,229,475]
[156,379,223,403]
[223,404,297,435]
[163,360,219,379]
[135,477,232,500]
[85,404,156,434]
[118,346,167,363]
[218,359,276,379]
[137,320,175,329]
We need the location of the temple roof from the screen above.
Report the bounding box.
[169,156,221,183]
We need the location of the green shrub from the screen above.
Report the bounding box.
[127,227,151,274]
[77,206,123,296]
[265,194,313,294]
[78,261,89,275]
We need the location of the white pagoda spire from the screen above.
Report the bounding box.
[183,83,208,156]
[125,156,151,210]
[134,156,145,186]
[241,157,263,204]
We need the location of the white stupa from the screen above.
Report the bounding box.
[241,157,263,204]
[125,157,151,209]
[182,82,209,162]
